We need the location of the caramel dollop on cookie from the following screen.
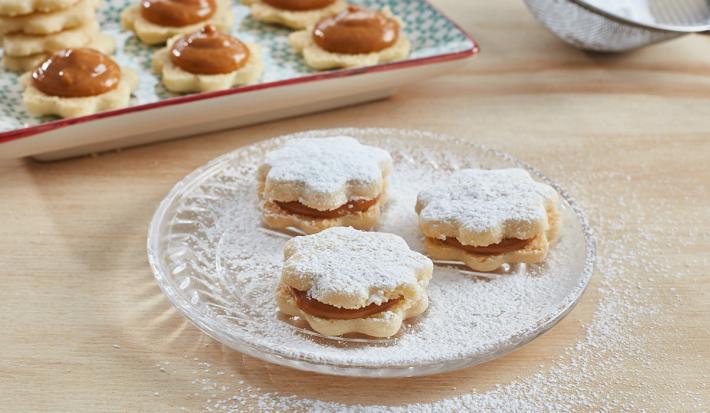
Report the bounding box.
[169,25,250,74]
[140,0,216,27]
[312,5,399,54]
[31,48,121,98]
[263,0,335,11]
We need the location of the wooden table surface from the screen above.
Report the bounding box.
[2,1,709,411]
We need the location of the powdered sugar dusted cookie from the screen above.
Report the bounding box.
[416,168,561,272]
[21,48,138,118]
[3,20,102,57]
[257,136,392,234]
[249,0,346,30]
[121,0,233,45]
[152,25,263,93]
[3,31,114,72]
[0,0,99,36]
[0,0,79,16]
[276,227,433,337]
[288,6,410,70]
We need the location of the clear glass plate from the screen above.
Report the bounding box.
[147,128,595,377]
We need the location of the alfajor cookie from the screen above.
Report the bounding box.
[415,168,561,272]
[0,0,99,37]
[152,25,263,93]
[247,0,346,30]
[21,48,138,118]
[121,0,233,45]
[276,227,433,337]
[288,5,410,70]
[0,0,80,17]
[257,136,392,234]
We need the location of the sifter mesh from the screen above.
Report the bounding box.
[524,0,710,52]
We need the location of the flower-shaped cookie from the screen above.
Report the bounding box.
[121,0,233,45]
[416,168,561,272]
[0,0,79,16]
[245,0,346,30]
[21,48,138,118]
[257,136,392,234]
[0,0,99,37]
[276,227,433,337]
[152,25,263,93]
[288,6,410,70]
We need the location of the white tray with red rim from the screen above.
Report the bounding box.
[0,0,478,160]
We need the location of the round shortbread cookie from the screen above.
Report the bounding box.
[3,20,100,57]
[288,8,410,70]
[257,136,392,211]
[249,0,346,30]
[0,0,99,36]
[0,0,80,17]
[152,39,263,93]
[3,31,115,72]
[120,0,233,45]
[280,227,433,310]
[416,168,560,247]
[21,67,139,118]
[276,283,429,337]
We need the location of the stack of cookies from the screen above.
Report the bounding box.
[0,0,115,72]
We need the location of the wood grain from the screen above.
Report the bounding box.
[1,0,709,411]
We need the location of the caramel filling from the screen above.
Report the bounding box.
[32,48,121,98]
[439,237,533,255]
[312,5,399,54]
[290,287,402,320]
[275,196,379,219]
[141,0,216,27]
[170,25,250,74]
[262,0,336,11]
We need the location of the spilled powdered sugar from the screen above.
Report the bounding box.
[148,129,706,411]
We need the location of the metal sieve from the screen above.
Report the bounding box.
[524,0,710,52]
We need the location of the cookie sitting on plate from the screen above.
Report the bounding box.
[256,136,392,234]
[21,48,138,118]
[288,5,410,70]
[415,168,561,272]
[243,0,346,30]
[276,227,433,338]
[121,0,233,45]
[152,25,263,93]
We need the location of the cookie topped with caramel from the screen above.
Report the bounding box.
[169,24,250,75]
[31,48,121,98]
[313,5,399,54]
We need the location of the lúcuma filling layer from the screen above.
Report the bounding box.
[289,287,402,320]
[436,237,533,255]
[274,196,379,219]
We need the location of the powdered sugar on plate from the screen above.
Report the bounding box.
[148,128,594,375]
